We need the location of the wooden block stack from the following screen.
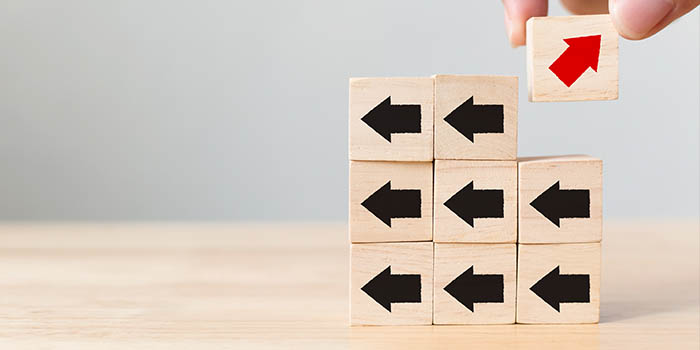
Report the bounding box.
[349,77,435,325]
[432,75,518,325]
[349,14,614,327]
[516,155,602,323]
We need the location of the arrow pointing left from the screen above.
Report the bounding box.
[361,96,421,142]
[530,181,590,227]
[444,266,504,312]
[444,96,504,143]
[530,266,590,312]
[361,181,421,227]
[443,181,504,227]
[361,265,422,312]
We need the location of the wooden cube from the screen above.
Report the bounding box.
[349,161,432,243]
[526,15,618,102]
[517,243,601,324]
[350,242,433,325]
[434,160,516,243]
[433,243,516,324]
[349,77,434,161]
[518,155,602,243]
[434,75,517,160]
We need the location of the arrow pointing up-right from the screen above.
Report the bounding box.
[549,35,601,87]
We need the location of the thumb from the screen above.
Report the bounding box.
[610,0,700,40]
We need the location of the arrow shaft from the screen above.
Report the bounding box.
[389,105,421,133]
[473,105,504,133]
[388,189,421,219]
[467,190,504,218]
[557,190,590,218]
[472,274,504,303]
[558,274,590,303]
[549,48,589,87]
[390,274,421,303]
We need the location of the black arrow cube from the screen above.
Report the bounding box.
[434,75,517,160]
[351,242,433,325]
[517,243,601,323]
[434,160,517,243]
[350,161,433,243]
[434,243,516,324]
[349,77,434,162]
[518,155,602,243]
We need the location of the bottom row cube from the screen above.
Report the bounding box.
[517,243,601,324]
[350,242,600,325]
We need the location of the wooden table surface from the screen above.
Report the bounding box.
[0,221,697,349]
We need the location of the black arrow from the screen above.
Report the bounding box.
[530,181,590,227]
[444,266,503,312]
[443,181,503,227]
[444,96,504,142]
[361,265,421,312]
[361,181,421,227]
[361,96,421,142]
[530,266,590,312]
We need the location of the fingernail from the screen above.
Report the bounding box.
[611,0,674,39]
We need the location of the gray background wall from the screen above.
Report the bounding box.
[0,1,697,221]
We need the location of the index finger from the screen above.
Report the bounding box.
[503,0,548,47]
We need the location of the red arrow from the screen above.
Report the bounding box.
[548,35,601,87]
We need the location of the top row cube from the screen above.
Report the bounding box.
[349,75,518,162]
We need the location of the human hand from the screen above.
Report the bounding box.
[503,0,700,47]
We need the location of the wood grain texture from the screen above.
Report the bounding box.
[351,242,433,325]
[349,77,434,161]
[0,221,697,348]
[518,155,602,243]
[526,15,618,102]
[349,161,432,242]
[433,243,516,324]
[434,75,517,160]
[434,160,517,243]
[517,243,601,324]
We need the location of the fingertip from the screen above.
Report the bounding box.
[502,0,548,47]
[511,33,526,48]
[560,0,609,15]
[610,0,674,40]
[504,6,525,47]
[503,6,514,46]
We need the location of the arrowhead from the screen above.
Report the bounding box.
[361,266,394,312]
[564,35,601,72]
[530,266,563,312]
[444,181,476,227]
[361,181,393,227]
[530,181,561,227]
[444,97,476,142]
[361,96,393,142]
[444,266,475,312]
